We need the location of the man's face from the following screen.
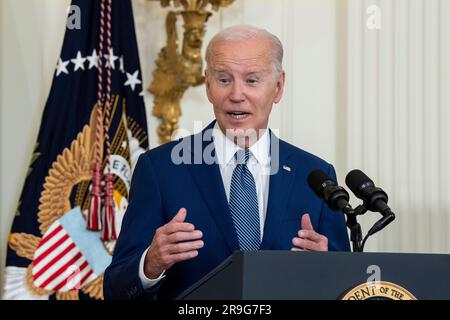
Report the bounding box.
[205,37,285,143]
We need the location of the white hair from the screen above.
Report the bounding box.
[205,25,284,75]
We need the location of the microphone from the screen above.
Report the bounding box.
[345,169,393,216]
[308,169,365,252]
[307,169,350,212]
[345,169,395,234]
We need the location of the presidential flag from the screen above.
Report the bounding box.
[3,0,148,300]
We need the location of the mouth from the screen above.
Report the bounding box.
[227,111,251,120]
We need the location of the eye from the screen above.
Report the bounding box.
[218,78,230,85]
[246,78,259,85]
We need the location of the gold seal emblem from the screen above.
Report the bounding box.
[341,281,417,300]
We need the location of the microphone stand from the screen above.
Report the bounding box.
[361,211,395,251]
[343,203,395,252]
[342,204,367,252]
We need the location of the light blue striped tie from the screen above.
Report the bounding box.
[229,149,260,251]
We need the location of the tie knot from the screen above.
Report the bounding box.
[235,149,250,165]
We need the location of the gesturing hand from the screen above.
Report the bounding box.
[291,213,328,252]
[144,208,204,279]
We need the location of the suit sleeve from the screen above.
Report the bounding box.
[103,152,166,300]
[317,164,351,252]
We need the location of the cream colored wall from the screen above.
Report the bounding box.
[0,0,71,298]
[345,0,450,253]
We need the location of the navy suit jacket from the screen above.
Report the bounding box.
[104,122,350,300]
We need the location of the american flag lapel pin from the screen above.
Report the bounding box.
[283,165,291,172]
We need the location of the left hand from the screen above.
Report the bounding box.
[291,213,328,251]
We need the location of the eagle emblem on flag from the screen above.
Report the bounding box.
[7,108,145,299]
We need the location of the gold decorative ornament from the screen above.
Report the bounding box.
[82,275,104,300]
[8,233,41,261]
[148,0,234,144]
[56,290,80,301]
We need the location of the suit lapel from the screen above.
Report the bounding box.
[260,133,296,249]
[186,122,240,253]
[186,125,296,251]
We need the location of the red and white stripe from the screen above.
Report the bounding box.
[32,221,96,292]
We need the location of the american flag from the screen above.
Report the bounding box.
[32,221,95,292]
[4,0,148,299]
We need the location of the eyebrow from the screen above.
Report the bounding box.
[211,68,229,74]
[245,72,264,77]
[211,69,265,77]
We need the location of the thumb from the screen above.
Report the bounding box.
[172,208,187,223]
[301,213,314,231]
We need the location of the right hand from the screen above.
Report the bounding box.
[144,208,204,279]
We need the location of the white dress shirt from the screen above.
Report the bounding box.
[212,124,271,241]
[139,124,271,288]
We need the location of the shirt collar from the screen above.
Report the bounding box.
[212,123,271,166]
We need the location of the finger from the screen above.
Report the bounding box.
[298,229,324,242]
[171,208,187,223]
[292,237,308,249]
[301,213,314,231]
[292,237,326,251]
[290,247,306,252]
[167,230,203,243]
[170,250,199,264]
[170,240,204,254]
[164,222,195,234]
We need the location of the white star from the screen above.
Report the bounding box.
[71,51,86,71]
[139,90,145,97]
[86,49,99,69]
[124,70,142,91]
[56,58,70,76]
[119,56,125,74]
[105,48,118,70]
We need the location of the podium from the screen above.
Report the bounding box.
[178,251,450,300]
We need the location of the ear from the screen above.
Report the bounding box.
[205,69,214,103]
[274,71,285,104]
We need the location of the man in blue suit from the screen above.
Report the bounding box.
[104,25,350,300]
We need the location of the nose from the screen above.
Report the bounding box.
[229,81,245,103]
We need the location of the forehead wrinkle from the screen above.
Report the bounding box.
[211,41,272,60]
[212,51,271,64]
[210,56,273,75]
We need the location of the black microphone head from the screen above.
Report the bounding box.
[308,169,333,197]
[346,169,389,213]
[345,169,374,197]
[308,169,350,211]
